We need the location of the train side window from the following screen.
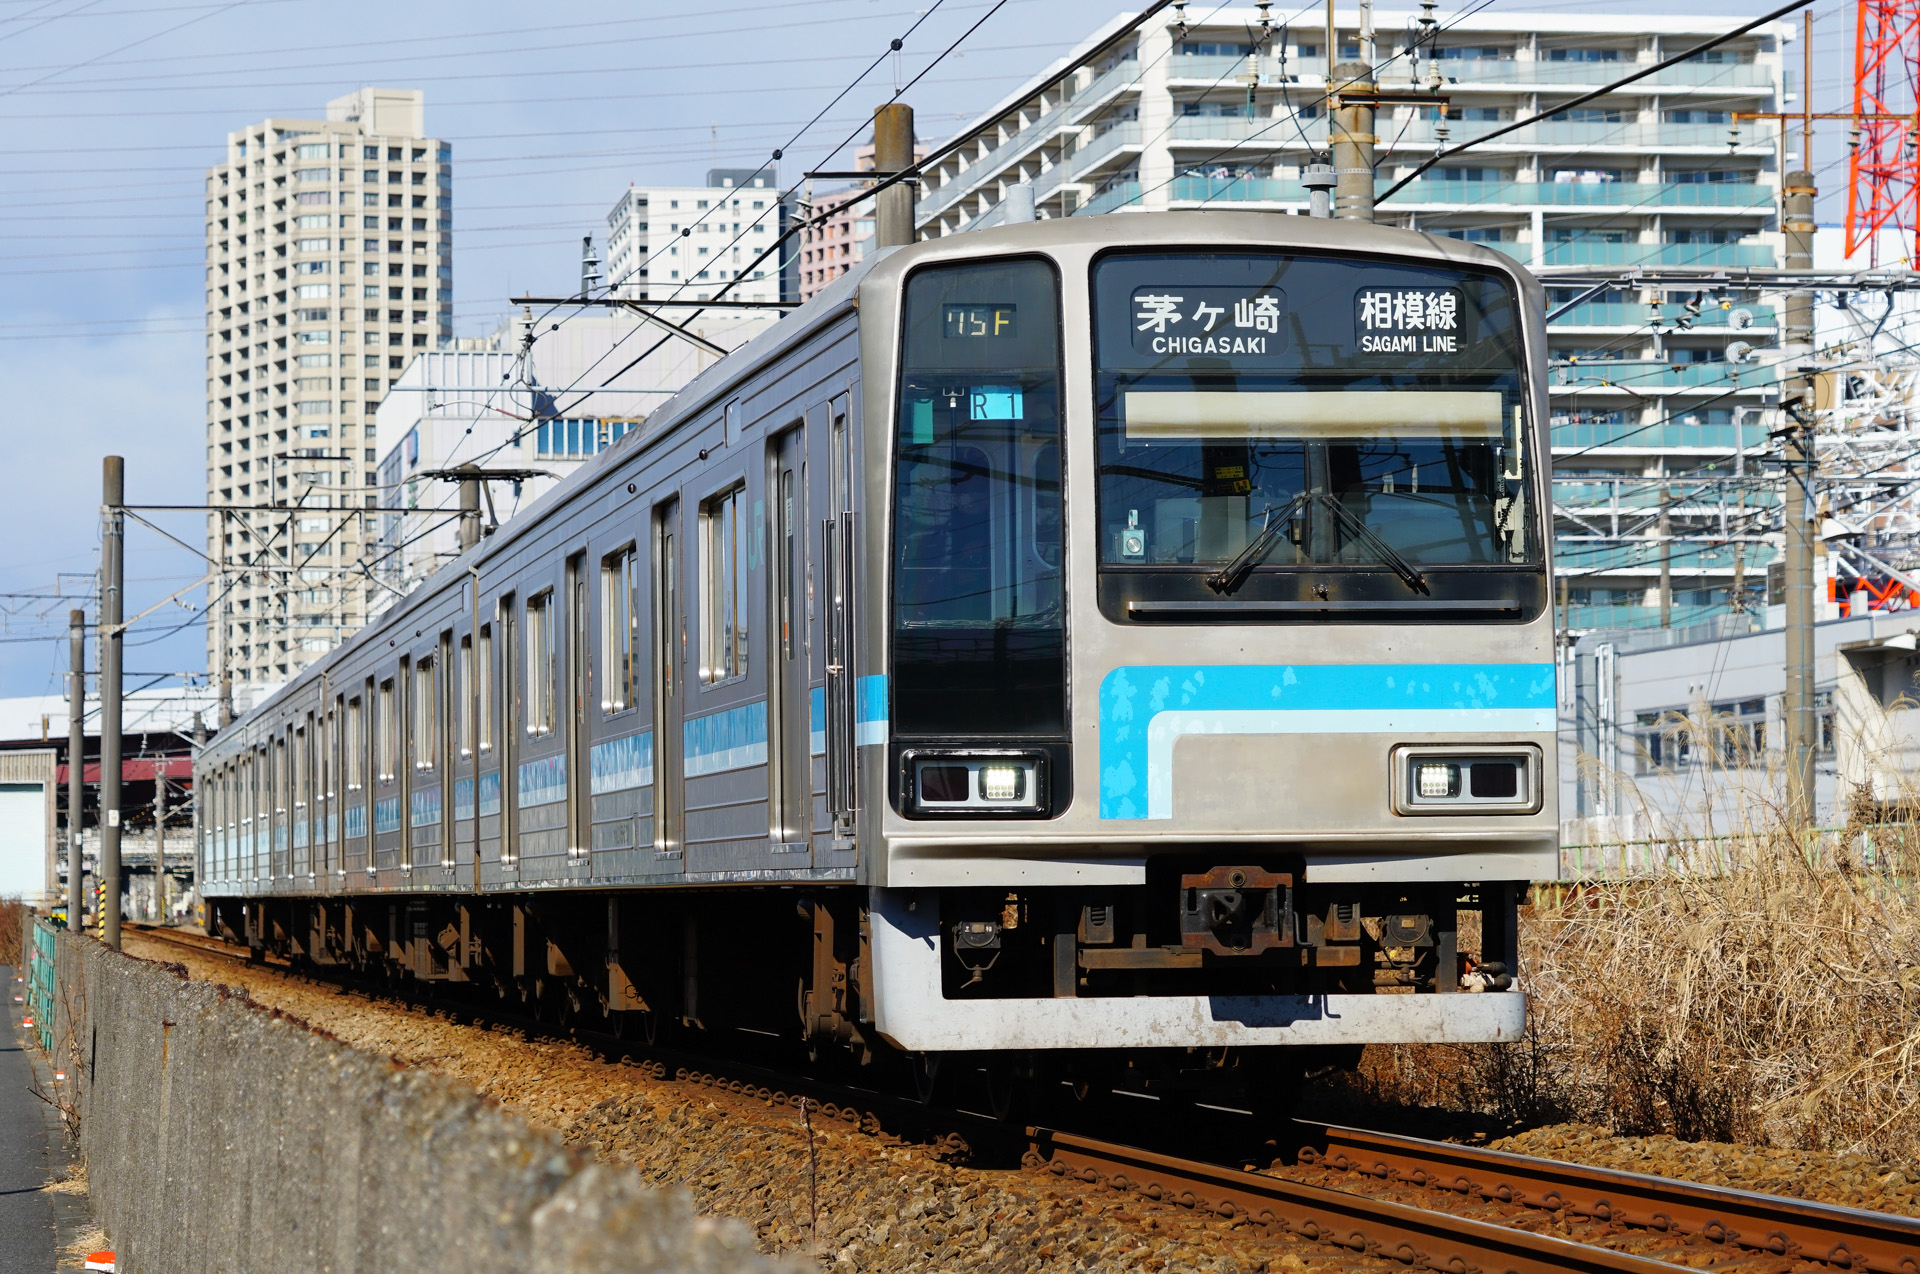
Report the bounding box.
[346,695,363,789]
[294,725,308,810]
[700,485,747,684]
[377,678,395,782]
[602,544,639,714]
[458,635,474,758]
[527,590,555,735]
[478,623,494,752]
[414,656,436,770]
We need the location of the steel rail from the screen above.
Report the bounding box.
[1027,1126,1678,1274]
[1296,1121,1920,1274]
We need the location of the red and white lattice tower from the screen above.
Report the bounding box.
[1847,0,1920,266]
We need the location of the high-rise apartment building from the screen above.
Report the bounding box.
[913,10,1795,634]
[604,169,793,302]
[204,87,452,697]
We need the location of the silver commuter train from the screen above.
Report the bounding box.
[196,212,1556,1099]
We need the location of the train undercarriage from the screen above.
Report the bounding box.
[206,863,1519,1125]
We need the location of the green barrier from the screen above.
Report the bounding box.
[28,915,57,1052]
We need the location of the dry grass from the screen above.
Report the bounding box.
[43,1162,88,1195]
[1328,718,1920,1162]
[0,896,22,968]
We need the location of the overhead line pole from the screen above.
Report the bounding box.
[1782,12,1819,829]
[66,608,84,929]
[100,455,124,951]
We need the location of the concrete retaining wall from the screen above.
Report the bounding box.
[52,933,801,1274]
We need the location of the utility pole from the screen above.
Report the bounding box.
[215,513,233,728]
[1331,59,1377,222]
[153,776,166,924]
[1657,459,1673,628]
[66,608,84,929]
[457,465,482,551]
[100,456,124,949]
[872,103,916,249]
[1781,16,1817,826]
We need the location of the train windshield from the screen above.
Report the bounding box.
[891,257,1065,735]
[1093,251,1541,620]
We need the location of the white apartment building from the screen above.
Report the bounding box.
[915,10,1797,634]
[367,307,779,599]
[603,168,793,303]
[204,87,452,697]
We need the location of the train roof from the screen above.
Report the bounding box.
[220,211,1539,736]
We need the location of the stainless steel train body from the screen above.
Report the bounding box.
[196,212,1556,1070]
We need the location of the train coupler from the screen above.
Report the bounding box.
[1178,867,1294,955]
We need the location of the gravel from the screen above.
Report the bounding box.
[1488,1122,1920,1218]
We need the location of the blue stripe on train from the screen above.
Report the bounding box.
[1097,663,1556,820]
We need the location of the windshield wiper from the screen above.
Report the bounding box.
[1204,492,1428,597]
[1206,493,1309,595]
[1318,495,1430,595]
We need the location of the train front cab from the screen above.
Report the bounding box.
[858,214,1556,1058]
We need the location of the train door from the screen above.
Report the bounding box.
[653,499,685,856]
[824,401,858,840]
[768,426,810,852]
[566,551,590,862]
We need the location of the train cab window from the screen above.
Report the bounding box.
[527,590,555,735]
[602,545,638,712]
[891,257,1065,736]
[1091,251,1541,620]
[700,486,747,684]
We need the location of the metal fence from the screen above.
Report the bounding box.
[27,915,56,1052]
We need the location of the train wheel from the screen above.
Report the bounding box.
[910,1053,943,1105]
[980,1055,1027,1123]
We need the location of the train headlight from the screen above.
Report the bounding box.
[902,750,1046,817]
[980,765,1025,802]
[1393,745,1542,815]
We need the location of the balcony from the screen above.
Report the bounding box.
[1389,119,1774,151]
[1169,175,1302,203]
[1080,180,1143,216]
[918,59,1141,218]
[1033,123,1143,200]
[1552,301,1777,328]
[1554,479,1780,511]
[1540,241,1775,268]
[1554,541,1775,573]
[1399,181,1771,209]
[1550,420,1773,449]
[1560,602,1740,631]
[1555,359,1778,392]
[1428,58,1774,90]
[1170,115,1309,145]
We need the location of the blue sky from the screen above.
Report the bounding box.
[0,0,1837,700]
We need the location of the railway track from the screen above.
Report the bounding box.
[1292,1120,1920,1274]
[125,922,1920,1274]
